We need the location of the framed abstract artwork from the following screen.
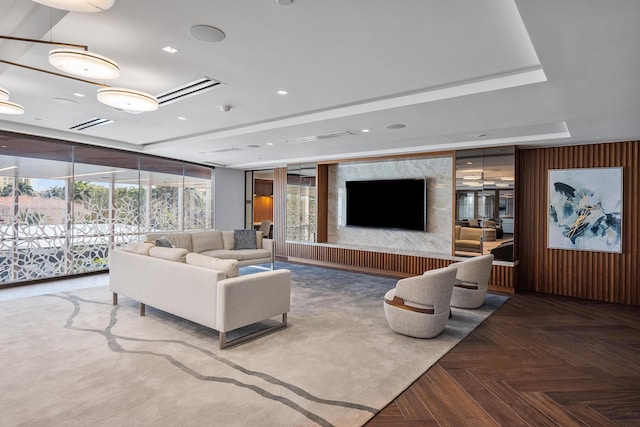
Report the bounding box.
[548,167,622,253]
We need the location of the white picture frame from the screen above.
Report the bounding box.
[548,167,622,253]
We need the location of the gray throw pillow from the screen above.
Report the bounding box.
[233,229,257,249]
[155,236,173,248]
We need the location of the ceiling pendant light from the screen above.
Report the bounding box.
[0,100,25,115]
[97,87,159,112]
[32,0,115,13]
[0,87,9,101]
[49,48,120,80]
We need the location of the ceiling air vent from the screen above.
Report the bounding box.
[156,77,223,106]
[282,131,355,144]
[197,147,241,155]
[69,117,114,131]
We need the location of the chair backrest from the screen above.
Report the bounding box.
[454,254,494,291]
[258,220,272,234]
[459,227,483,241]
[482,219,496,228]
[468,218,480,227]
[395,266,457,314]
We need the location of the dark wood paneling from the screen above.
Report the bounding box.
[517,141,639,306]
[316,164,329,243]
[253,179,272,196]
[284,241,516,292]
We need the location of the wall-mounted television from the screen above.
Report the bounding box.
[346,178,426,231]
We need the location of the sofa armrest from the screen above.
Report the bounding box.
[263,238,275,261]
[216,269,291,332]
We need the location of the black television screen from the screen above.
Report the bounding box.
[346,178,426,231]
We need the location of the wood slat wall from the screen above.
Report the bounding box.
[285,241,516,292]
[517,141,639,306]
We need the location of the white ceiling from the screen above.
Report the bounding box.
[1,0,639,170]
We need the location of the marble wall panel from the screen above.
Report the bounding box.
[327,155,453,254]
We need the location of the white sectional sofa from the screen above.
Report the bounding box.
[109,237,291,349]
[146,230,274,267]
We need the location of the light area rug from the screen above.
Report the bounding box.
[0,262,507,427]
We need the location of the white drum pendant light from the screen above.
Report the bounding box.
[97,87,159,112]
[0,88,25,114]
[49,48,120,80]
[0,100,25,115]
[32,0,115,13]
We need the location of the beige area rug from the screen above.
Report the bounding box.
[0,262,507,427]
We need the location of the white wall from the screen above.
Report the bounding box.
[213,167,245,230]
[327,155,453,254]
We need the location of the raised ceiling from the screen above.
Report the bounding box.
[1,0,639,170]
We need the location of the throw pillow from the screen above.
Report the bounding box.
[185,253,240,278]
[123,241,154,255]
[155,236,173,248]
[233,229,257,250]
[148,247,188,263]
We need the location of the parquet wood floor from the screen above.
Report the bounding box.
[366,292,640,426]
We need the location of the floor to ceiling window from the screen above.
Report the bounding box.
[0,131,213,286]
[286,164,317,243]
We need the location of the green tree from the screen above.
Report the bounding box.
[0,181,35,196]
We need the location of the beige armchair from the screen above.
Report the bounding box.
[383,266,457,338]
[450,254,494,309]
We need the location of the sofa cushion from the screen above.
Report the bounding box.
[123,241,154,255]
[200,249,243,260]
[221,231,234,250]
[191,230,224,253]
[149,246,189,263]
[146,232,193,252]
[154,236,173,248]
[186,253,239,278]
[234,229,257,249]
[234,249,271,261]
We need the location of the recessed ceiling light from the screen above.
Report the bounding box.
[73,92,85,97]
[178,116,186,120]
[162,46,179,54]
[266,142,274,146]
[361,129,370,133]
[277,90,288,95]
[466,161,473,165]
[385,123,406,129]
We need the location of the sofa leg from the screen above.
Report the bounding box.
[140,303,146,316]
[219,313,288,350]
[112,292,118,305]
